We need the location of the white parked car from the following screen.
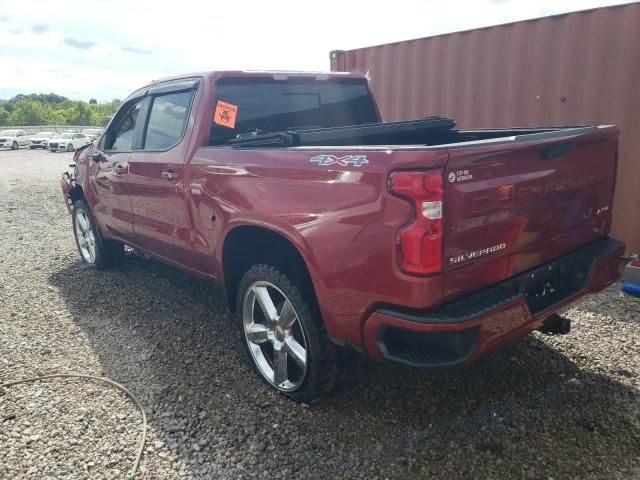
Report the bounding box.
[48,133,91,152]
[29,132,57,149]
[0,129,30,149]
[81,128,103,141]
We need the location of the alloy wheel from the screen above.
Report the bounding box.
[242,281,308,391]
[74,209,96,263]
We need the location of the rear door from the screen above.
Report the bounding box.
[442,127,618,301]
[127,80,199,267]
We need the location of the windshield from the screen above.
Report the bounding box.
[36,132,54,137]
[59,133,73,139]
[210,78,378,145]
[0,130,18,136]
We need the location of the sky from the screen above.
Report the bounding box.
[0,0,635,102]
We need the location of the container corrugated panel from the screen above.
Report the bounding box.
[331,2,640,255]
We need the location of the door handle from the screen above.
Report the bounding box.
[114,164,127,175]
[162,170,180,181]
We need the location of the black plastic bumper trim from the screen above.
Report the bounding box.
[377,325,480,368]
[378,237,623,325]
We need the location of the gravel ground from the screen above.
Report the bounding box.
[0,147,639,479]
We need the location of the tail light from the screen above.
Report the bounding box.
[390,171,444,275]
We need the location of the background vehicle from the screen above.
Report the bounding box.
[29,131,56,149]
[81,128,103,141]
[61,71,623,402]
[0,129,30,149]
[49,133,91,152]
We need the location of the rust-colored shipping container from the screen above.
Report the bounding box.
[330,2,640,255]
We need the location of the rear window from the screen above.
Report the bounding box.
[210,78,378,145]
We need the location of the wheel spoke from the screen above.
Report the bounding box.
[78,213,89,232]
[245,323,270,344]
[284,337,307,368]
[78,235,88,248]
[253,286,278,322]
[273,345,288,386]
[278,300,297,328]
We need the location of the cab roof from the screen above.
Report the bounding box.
[126,70,367,101]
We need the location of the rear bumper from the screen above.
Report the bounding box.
[364,237,624,368]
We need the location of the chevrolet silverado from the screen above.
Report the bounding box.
[60,71,624,402]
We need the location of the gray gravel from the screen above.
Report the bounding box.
[1,147,639,479]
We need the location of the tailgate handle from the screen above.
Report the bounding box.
[540,143,575,160]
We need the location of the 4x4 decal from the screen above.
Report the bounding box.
[310,155,369,167]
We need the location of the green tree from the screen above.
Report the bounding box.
[45,108,67,125]
[8,100,48,125]
[0,106,9,126]
[1,93,122,127]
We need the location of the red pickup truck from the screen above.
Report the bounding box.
[61,71,624,402]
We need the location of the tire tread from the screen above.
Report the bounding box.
[72,199,124,269]
[236,264,338,403]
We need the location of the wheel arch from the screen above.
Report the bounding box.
[221,225,320,316]
[68,184,85,204]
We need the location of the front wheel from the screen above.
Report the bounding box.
[11,141,18,150]
[72,199,124,269]
[66,143,74,152]
[237,264,338,403]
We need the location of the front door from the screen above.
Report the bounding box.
[91,97,147,243]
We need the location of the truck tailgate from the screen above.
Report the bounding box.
[443,127,618,302]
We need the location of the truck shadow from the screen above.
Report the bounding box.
[48,253,640,479]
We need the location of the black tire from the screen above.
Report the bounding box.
[237,264,338,403]
[12,141,18,150]
[67,143,74,152]
[71,199,125,269]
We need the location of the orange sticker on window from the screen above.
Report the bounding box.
[214,100,238,129]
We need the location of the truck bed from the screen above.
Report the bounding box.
[226,117,587,149]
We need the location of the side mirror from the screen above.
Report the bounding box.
[91,151,103,162]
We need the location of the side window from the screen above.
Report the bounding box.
[143,90,194,150]
[104,99,145,151]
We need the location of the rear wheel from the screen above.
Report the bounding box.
[72,199,124,269]
[237,264,338,403]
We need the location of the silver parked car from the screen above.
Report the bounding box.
[0,130,30,150]
[29,132,57,149]
[48,132,91,152]
[81,128,103,141]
